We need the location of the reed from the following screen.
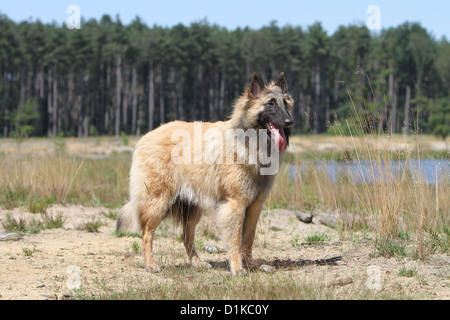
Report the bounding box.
[0,150,130,209]
[279,87,449,259]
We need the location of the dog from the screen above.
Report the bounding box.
[116,72,293,275]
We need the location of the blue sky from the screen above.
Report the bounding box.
[1,0,448,39]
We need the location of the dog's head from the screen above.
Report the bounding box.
[239,72,294,152]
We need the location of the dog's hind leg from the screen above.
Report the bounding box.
[140,197,172,273]
[180,203,211,269]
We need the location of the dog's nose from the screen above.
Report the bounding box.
[284,118,293,127]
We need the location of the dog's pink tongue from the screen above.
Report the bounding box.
[267,122,286,152]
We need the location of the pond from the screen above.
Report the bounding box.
[289,159,449,185]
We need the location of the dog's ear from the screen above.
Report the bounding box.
[247,72,265,97]
[275,72,288,93]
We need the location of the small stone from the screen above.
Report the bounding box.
[326,276,354,287]
[203,245,227,254]
[259,264,276,273]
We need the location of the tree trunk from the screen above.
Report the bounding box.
[313,61,321,134]
[169,68,176,121]
[356,54,365,98]
[403,84,411,135]
[208,73,215,122]
[115,54,122,136]
[374,74,385,132]
[198,67,204,120]
[105,63,111,134]
[388,64,397,134]
[306,92,312,132]
[39,66,44,99]
[219,66,226,120]
[131,64,138,135]
[33,65,42,135]
[177,71,183,120]
[122,64,130,132]
[158,64,165,124]
[325,88,330,130]
[52,65,58,137]
[333,77,339,119]
[245,59,251,79]
[77,69,84,137]
[83,70,91,137]
[296,91,304,132]
[67,68,74,136]
[2,70,9,137]
[148,59,155,131]
[47,70,53,137]
[214,69,219,121]
[192,68,199,120]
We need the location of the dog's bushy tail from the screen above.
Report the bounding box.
[116,201,141,234]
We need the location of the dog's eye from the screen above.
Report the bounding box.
[283,98,292,109]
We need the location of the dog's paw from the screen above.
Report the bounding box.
[231,268,248,276]
[192,260,212,270]
[259,264,276,273]
[243,258,264,270]
[145,264,161,273]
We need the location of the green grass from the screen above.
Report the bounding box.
[2,212,65,234]
[74,270,387,300]
[26,196,55,213]
[69,261,424,300]
[41,212,66,229]
[373,237,408,258]
[113,230,141,238]
[2,213,28,233]
[398,266,417,277]
[0,152,130,209]
[304,233,330,243]
[75,218,105,233]
[100,210,118,220]
[270,226,283,232]
[131,241,140,254]
[22,245,36,257]
[289,235,300,247]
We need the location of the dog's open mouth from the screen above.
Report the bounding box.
[266,122,287,152]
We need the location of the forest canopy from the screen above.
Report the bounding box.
[0,14,449,138]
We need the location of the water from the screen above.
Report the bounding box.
[289,159,449,185]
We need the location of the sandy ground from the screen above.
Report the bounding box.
[0,205,448,300]
[0,136,448,299]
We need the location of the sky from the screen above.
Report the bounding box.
[1,0,449,39]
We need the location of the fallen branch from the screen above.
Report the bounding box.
[0,233,23,241]
[295,211,313,223]
[314,214,338,229]
[295,204,314,224]
[295,208,338,229]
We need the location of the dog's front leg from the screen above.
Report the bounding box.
[242,198,265,269]
[217,199,247,276]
